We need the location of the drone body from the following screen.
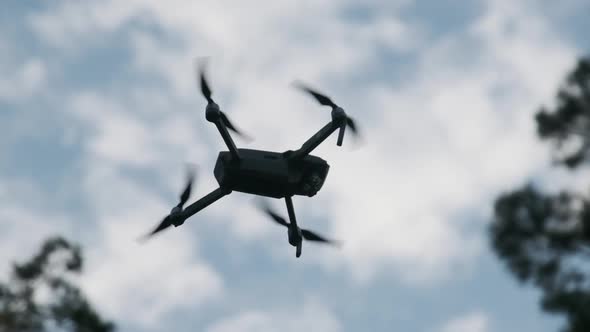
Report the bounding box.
[142,63,357,258]
[214,149,329,198]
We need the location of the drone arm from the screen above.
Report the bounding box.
[179,187,231,223]
[213,120,241,160]
[289,121,340,160]
[206,104,241,161]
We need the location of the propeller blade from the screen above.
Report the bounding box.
[258,201,290,227]
[139,216,172,242]
[139,165,198,242]
[346,117,358,136]
[301,229,341,246]
[295,82,337,108]
[178,166,196,208]
[198,63,213,103]
[196,60,252,141]
[219,112,252,140]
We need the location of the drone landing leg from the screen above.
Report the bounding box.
[178,187,231,224]
[285,195,303,258]
[295,243,302,258]
[285,195,298,228]
[289,121,340,160]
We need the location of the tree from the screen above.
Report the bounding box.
[0,236,115,332]
[490,56,590,332]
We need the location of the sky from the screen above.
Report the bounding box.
[1,0,590,331]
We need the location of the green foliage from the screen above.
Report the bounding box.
[0,236,115,332]
[536,57,590,168]
[492,186,590,331]
[491,56,590,332]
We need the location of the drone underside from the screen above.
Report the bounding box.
[141,61,358,258]
[214,149,329,198]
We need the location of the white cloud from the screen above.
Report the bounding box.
[0,1,587,332]
[24,0,581,285]
[66,91,211,171]
[0,154,225,331]
[68,92,158,166]
[28,1,142,50]
[301,0,576,281]
[78,162,224,329]
[437,311,490,332]
[0,58,46,102]
[0,186,71,278]
[206,297,341,332]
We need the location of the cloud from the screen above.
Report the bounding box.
[66,90,211,171]
[205,297,341,332]
[0,179,72,277]
[22,0,582,286]
[0,57,46,102]
[1,2,587,332]
[437,311,489,332]
[77,161,224,329]
[67,92,159,166]
[302,0,576,281]
[0,142,225,330]
[0,81,226,328]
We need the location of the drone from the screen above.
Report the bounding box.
[141,63,358,258]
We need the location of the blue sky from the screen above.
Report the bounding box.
[1,1,589,331]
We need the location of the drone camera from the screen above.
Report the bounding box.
[300,172,326,196]
[295,158,329,197]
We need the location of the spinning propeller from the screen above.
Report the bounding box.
[198,61,251,140]
[139,165,196,241]
[258,201,341,248]
[295,82,359,144]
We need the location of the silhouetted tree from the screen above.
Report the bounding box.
[0,236,115,332]
[490,56,590,332]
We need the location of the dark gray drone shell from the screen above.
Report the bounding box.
[214,149,329,198]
